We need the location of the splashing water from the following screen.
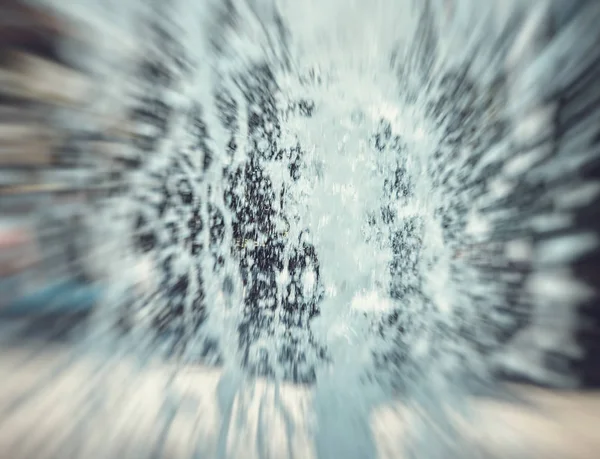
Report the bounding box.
[2,0,600,457]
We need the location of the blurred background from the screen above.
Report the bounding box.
[0,0,599,458]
